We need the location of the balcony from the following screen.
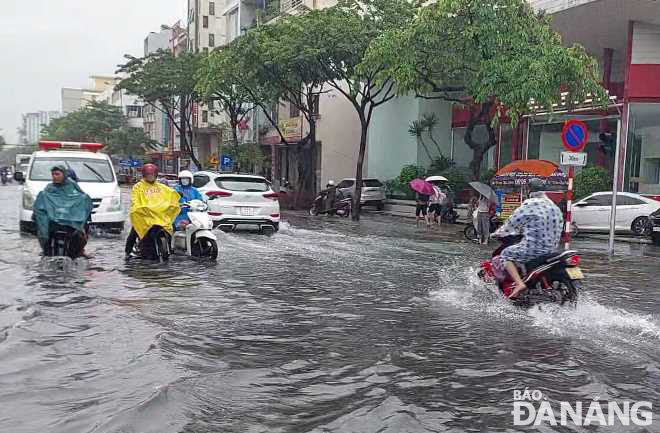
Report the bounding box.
[529,0,598,14]
[280,0,312,14]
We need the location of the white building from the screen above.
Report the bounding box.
[22,111,61,144]
[96,76,144,129]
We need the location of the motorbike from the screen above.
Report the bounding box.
[440,205,458,224]
[171,200,218,260]
[128,226,172,261]
[309,193,352,217]
[478,234,583,307]
[1,171,8,185]
[42,224,86,259]
[464,215,502,242]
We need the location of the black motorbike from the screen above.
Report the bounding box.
[464,215,502,241]
[0,171,8,185]
[309,193,351,217]
[440,205,458,224]
[126,226,172,262]
[479,234,583,307]
[42,225,86,259]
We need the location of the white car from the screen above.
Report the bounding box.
[192,172,280,232]
[337,178,387,210]
[571,192,660,235]
[17,142,124,233]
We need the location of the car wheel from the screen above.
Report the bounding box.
[631,216,651,236]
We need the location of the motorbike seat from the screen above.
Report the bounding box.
[524,250,577,270]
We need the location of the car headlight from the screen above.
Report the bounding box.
[22,190,34,210]
[108,194,122,212]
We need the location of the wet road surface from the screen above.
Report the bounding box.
[0,184,658,432]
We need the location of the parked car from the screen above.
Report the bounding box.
[17,141,124,233]
[158,173,178,187]
[192,171,280,233]
[650,209,660,245]
[337,178,386,210]
[571,192,660,235]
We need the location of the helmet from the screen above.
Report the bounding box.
[178,170,193,181]
[142,164,158,177]
[528,178,546,192]
[327,180,336,187]
[178,170,193,186]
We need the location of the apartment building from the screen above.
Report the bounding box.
[22,111,61,144]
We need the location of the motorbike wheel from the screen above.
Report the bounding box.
[341,208,351,218]
[153,231,171,262]
[191,237,218,260]
[464,225,477,242]
[309,206,319,216]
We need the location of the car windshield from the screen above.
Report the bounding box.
[30,157,115,183]
[363,179,382,188]
[215,177,269,192]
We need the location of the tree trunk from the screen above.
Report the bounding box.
[271,144,281,192]
[352,121,368,221]
[293,121,316,209]
[231,120,240,172]
[180,99,201,170]
[464,102,496,180]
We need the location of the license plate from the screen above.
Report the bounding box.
[653,226,660,232]
[239,207,256,216]
[566,267,584,280]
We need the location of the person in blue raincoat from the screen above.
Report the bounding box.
[173,170,205,230]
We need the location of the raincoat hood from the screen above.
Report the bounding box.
[32,178,93,241]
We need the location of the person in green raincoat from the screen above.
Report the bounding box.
[32,165,93,258]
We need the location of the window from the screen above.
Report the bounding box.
[617,196,645,206]
[338,180,355,189]
[202,110,209,123]
[581,194,612,206]
[203,16,209,28]
[209,1,215,15]
[289,101,300,118]
[193,174,210,188]
[215,177,269,192]
[30,157,115,183]
[209,33,215,47]
[363,179,383,188]
[126,105,142,118]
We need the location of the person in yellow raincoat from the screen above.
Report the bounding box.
[124,164,181,258]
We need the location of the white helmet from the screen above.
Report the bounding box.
[178,170,193,186]
[327,180,336,186]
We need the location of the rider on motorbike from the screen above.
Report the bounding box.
[492,179,564,299]
[32,164,92,258]
[125,164,181,257]
[321,180,344,212]
[173,170,205,231]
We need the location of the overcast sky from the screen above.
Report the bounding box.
[0,0,186,143]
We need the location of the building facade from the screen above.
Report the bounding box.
[22,111,61,144]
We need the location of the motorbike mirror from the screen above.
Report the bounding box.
[14,172,24,182]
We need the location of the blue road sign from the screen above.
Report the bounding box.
[221,155,234,171]
[561,120,589,152]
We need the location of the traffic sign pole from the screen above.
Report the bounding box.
[564,166,574,250]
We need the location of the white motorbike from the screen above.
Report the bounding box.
[172,200,219,260]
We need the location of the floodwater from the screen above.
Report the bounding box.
[0,184,658,432]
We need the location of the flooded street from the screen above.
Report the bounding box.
[0,184,658,432]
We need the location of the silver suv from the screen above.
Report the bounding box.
[337,178,386,210]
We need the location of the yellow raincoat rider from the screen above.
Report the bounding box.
[125,164,181,256]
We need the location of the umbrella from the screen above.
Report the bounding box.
[425,175,448,183]
[469,181,497,202]
[491,160,568,190]
[409,178,435,196]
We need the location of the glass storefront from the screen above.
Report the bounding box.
[625,103,660,194]
[527,115,619,179]
[451,125,496,172]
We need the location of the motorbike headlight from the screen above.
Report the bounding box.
[22,190,34,210]
[108,194,122,212]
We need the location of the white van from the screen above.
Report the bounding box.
[17,141,124,233]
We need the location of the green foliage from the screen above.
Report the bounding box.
[365,0,608,123]
[117,50,202,166]
[574,165,611,200]
[41,101,157,157]
[399,164,424,185]
[439,166,470,198]
[429,155,455,174]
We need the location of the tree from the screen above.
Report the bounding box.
[42,101,124,143]
[117,50,202,169]
[227,19,331,206]
[293,0,419,220]
[574,165,610,200]
[365,0,609,180]
[41,101,157,156]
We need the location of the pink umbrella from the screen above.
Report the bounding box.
[409,178,435,196]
